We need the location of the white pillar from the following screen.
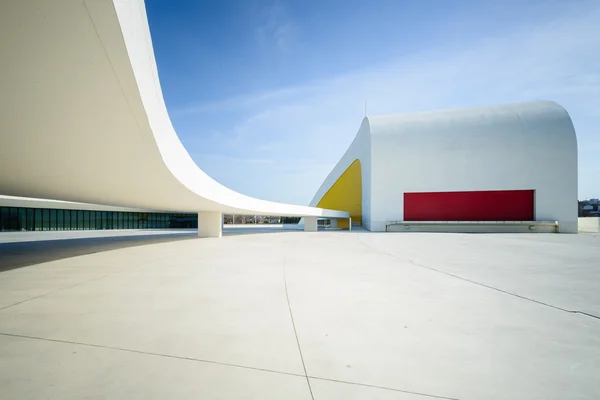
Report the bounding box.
[349,217,352,232]
[330,219,337,229]
[197,212,222,238]
[304,216,318,232]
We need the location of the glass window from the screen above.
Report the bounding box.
[6,208,15,231]
[56,209,64,230]
[6,207,15,231]
[34,209,42,231]
[101,212,107,229]
[18,208,26,231]
[64,209,71,230]
[77,211,83,230]
[49,209,57,231]
[0,207,8,231]
[83,211,89,230]
[42,209,50,231]
[71,210,77,230]
[112,212,118,229]
[27,208,34,231]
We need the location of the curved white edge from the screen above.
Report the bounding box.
[0,195,158,213]
[0,0,348,220]
[310,101,578,232]
[307,117,373,228]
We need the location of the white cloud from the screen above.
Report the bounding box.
[177,2,600,203]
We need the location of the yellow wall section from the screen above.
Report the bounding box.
[317,159,362,228]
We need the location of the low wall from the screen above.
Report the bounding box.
[578,217,600,233]
[386,221,559,233]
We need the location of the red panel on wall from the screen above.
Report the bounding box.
[404,190,534,221]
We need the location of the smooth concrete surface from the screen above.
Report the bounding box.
[579,217,600,233]
[197,212,222,238]
[304,217,318,232]
[0,231,599,399]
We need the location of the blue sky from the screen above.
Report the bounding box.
[146,0,600,205]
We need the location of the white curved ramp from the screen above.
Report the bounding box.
[0,0,348,232]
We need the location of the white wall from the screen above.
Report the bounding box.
[311,101,578,233]
[578,217,600,233]
[368,102,578,232]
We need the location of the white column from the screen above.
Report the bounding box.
[197,211,222,238]
[304,216,318,232]
[349,217,352,231]
[330,219,337,229]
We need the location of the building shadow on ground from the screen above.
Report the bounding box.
[0,232,196,272]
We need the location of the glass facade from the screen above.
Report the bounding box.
[0,206,198,232]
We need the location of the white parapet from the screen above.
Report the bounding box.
[578,217,600,233]
[304,216,318,232]
[386,220,559,233]
[198,212,222,238]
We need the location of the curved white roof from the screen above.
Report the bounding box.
[0,0,348,219]
[367,101,575,138]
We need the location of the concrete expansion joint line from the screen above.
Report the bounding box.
[355,237,600,321]
[280,244,459,400]
[282,247,315,400]
[0,331,459,399]
[307,376,460,400]
[0,331,304,378]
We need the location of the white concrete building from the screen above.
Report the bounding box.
[311,102,578,233]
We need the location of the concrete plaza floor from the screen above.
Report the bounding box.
[0,229,599,399]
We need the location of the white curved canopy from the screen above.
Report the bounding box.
[0,0,348,219]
